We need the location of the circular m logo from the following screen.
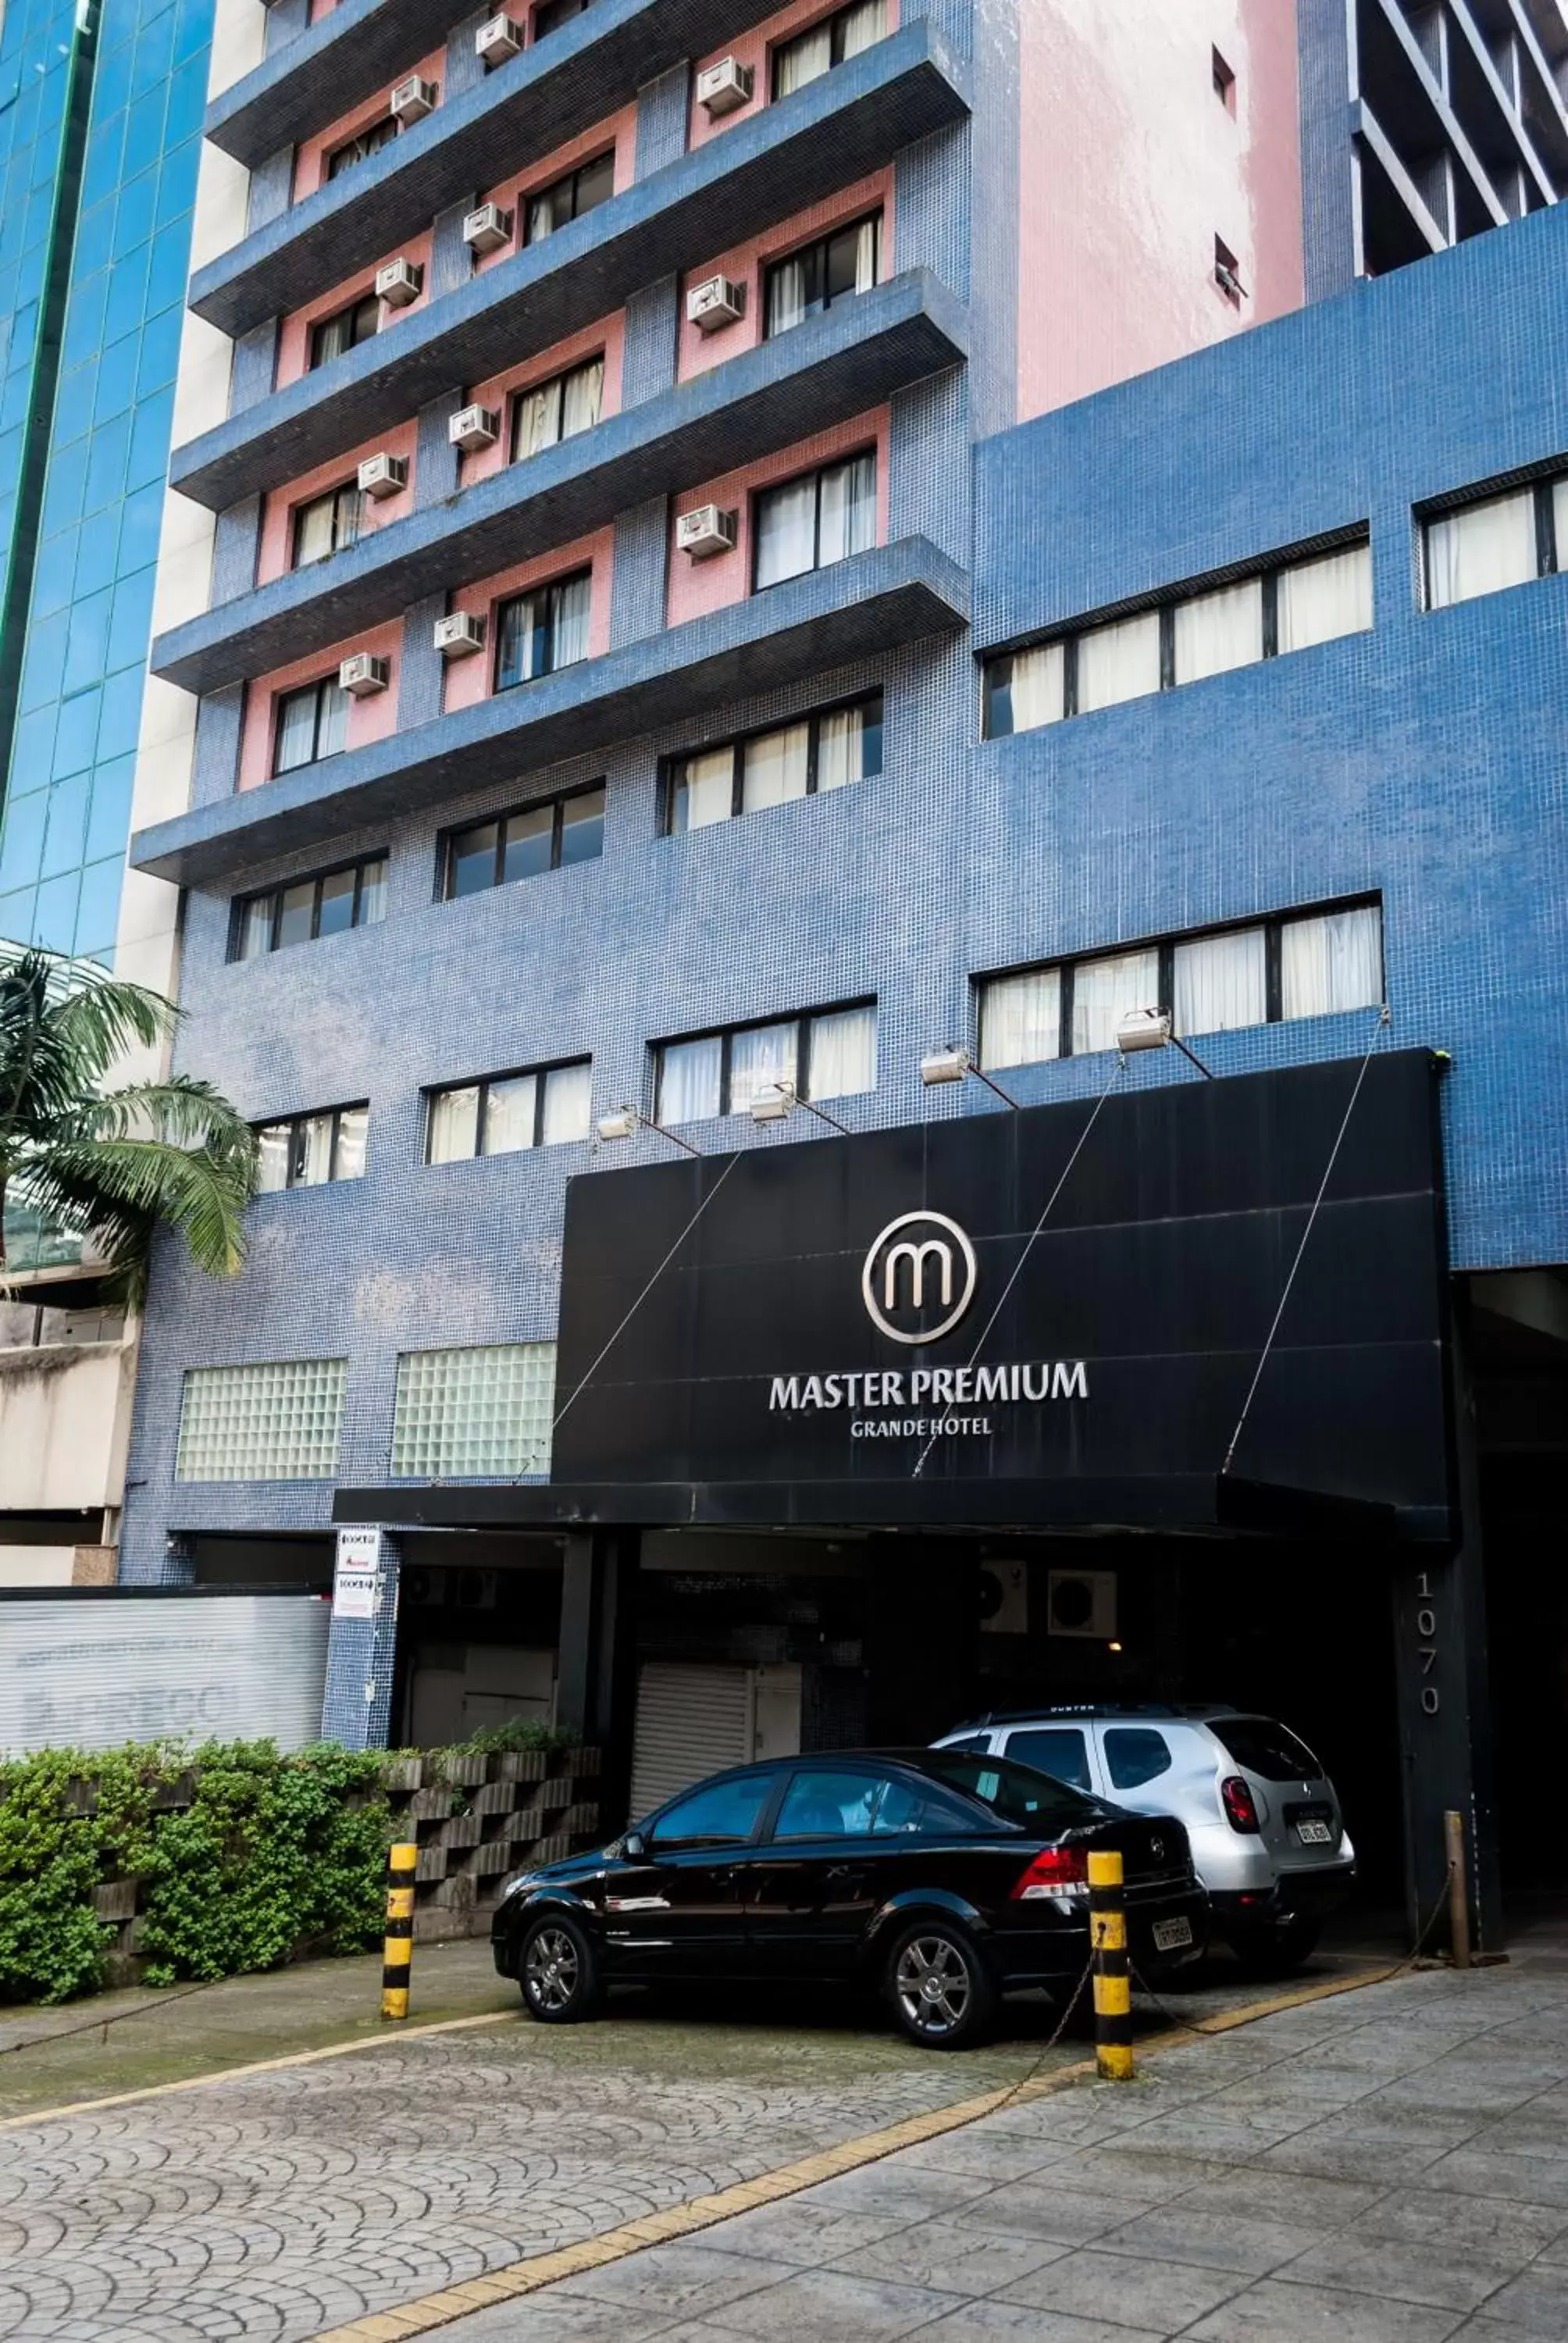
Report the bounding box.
[861,1211,978,1346]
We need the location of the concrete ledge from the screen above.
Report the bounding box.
[129,537,969,887]
[175,23,971,506]
[153,273,967,694]
[206,0,480,169]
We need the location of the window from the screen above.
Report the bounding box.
[1424,477,1563,608]
[650,1774,770,1846]
[925,1750,1103,1830]
[326,115,398,180]
[655,1001,875,1123]
[1103,1728,1173,1789]
[534,0,590,35]
[977,900,1384,1070]
[1001,1728,1091,1792]
[1212,46,1236,109]
[1214,233,1244,305]
[292,481,363,569]
[444,785,604,898]
[494,569,592,690]
[511,355,604,462]
[175,1358,347,1482]
[255,1103,369,1193]
[426,1060,592,1161]
[233,857,387,960]
[871,1774,985,1836]
[754,451,876,589]
[773,1767,886,1838]
[764,214,881,337]
[984,539,1373,736]
[1210,1716,1323,1782]
[772,0,887,98]
[273,676,350,774]
[309,291,380,369]
[666,694,882,833]
[524,151,615,244]
[390,1342,554,1477]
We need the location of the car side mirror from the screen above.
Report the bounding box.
[622,1831,647,1860]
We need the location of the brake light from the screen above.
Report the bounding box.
[1221,1775,1261,1833]
[1012,1846,1089,1899]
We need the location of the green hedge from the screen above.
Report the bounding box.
[0,1721,572,2006]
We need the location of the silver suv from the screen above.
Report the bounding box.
[933,1704,1355,1975]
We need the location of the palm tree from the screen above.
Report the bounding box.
[0,943,257,1303]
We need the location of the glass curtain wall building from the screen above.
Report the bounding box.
[0,0,212,964]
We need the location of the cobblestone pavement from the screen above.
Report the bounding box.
[440,1960,1568,2343]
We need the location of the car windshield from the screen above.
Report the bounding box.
[920,1750,1113,1831]
[1210,1716,1322,1782]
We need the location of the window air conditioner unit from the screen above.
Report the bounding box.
[696,55,754,114]
[448,403,501,452]
[1046,1567,1117,1640]
[686,273,747,333]
[390,75,437,123]
[375,256,423,308]
[434,611,486,659]
[676,503,738,559]
[464,201,514,256]
[339,652,390,697]
[475,12,524,66]
[358,451,408,500]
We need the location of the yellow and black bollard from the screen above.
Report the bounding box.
[381,1840,417,2020]
[1089,1848,1135,2081]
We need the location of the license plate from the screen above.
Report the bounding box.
[1153,1916,1193,1952]
[1295,1821,1334,1846]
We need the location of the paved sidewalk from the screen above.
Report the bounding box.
[440,1962,1568,2343]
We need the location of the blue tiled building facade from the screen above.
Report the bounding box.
[120,0,1568,1941]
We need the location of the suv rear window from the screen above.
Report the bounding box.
[1210,1716,1320,1782]
[922,1751,1108,1831]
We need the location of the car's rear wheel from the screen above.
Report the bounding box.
[519,1912,602,2024]
[1228,1919,1319,1978]
[884,1918,996,2049]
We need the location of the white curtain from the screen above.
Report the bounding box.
[1281,904,1383,1018]
[239,897,274,960]
[765,255,808,337]
[982,969,1060,1070]
[743,722,811,811]
[1174,579,1263,683]
[850,214,878,291]
[298,1113,335,1186]
[294,494,337,565]
[1174,926,1266,1036]
[1075,613,1160,713]
[317,680,349,757]
[255,1125,290,1191]
[514,379,561,459]
[429,1086,480,1163]
[660,1036,722,1122]
[333,1106,369,1180]
[541,1061,592,1144]
[774,20,831,94]
[1426,490,1536,608]
[809,1004,876,1099]
[561,357,603,439]
[483,1074,536,1154]
[275,690,319,772]
[818,452,875,567]
[838,0,888,59]
[358,859,387,925]
[754,476,818,587]
[817,704,866,790]
[676,746,734,830]
[1277,544,1372,651]
[552,572,592,666]
[1008,643,1064,732]
[1071,947,1160,1056]
[729,1021,797,1112]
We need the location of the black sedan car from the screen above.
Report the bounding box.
[493,1748,1207,2048]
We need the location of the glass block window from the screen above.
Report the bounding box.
[391,1343,556,1478]
[175,1358,347,1483]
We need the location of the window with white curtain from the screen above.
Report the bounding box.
[772,0,887,98]
[976,900,1384,1069]
[764,215,880,337]
[254,1104,369,1192]
[494,568,592,688]
[1424,487,1541,608]
[292,481,362,569]
[511,355,604,462]
[426,1061,592,1161]
[655,1003,876,1122]
[983,536,1374,738]
[754,452,876,588]
[274,675,349,773]
[667,694,882,832]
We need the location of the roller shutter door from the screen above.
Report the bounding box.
[629,1662,753,1820]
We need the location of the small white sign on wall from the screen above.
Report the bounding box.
[333,1525,384,1621]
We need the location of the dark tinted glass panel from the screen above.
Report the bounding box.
[1210,1717,1322,1782]
[315,867,357,936]
[925,1752,1105,1829]
[575,150,615,216]
[860,694,884,776]
[276,881,315,948]
[536,0,588,33]
[773,1769,886,1838]
[1000,1727,1091,1791]
[871,1774,988,1835]
[558,786,605,866]
[649,1775,770,1846]
[501,804,552,883]
[495,590,547,688]
[1103,1728,1173,1789]
[449,822,498,897]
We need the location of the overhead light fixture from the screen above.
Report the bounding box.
[595,1104,704,1157]
[750,1079,851,1136]
[918,1044,1021,1109]
[1115,1006,1214,1079]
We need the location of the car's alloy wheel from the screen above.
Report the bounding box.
[887,1925,993,2047]
[519,1913,600,2023]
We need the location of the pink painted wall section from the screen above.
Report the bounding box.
[237,622,403,797]
[689,0,900,149]
[471,107,638,281]
[1015,0,1304,421]
[256,419,420,588]
[276,229,434,390]
[459,313,625,490]
[668,408,889,629]
[678,170,893,383]
[293,48,447,202]
[442,529,615,714]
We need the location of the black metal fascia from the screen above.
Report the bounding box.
[151,273,968,695]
